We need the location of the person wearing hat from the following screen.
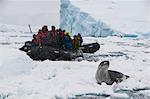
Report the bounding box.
[63,32,73,50]
[77,33,83,46]
[72,35,80,50]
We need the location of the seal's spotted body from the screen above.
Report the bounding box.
[95,61,129,85]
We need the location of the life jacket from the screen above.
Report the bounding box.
[77,36,83,46]
[63,35,73,50]
[61,31,65,38]
[72,39,79,45]
[64,35,70,43]
[32,39,37,44]
[36,31,44,43]
[51,30,56,38]
[43,31,48,38]
[36,31,47,42]
[32,39,42,45]
[36,33,42,39]
[72,38,80,50]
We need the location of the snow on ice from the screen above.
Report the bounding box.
[0,0,150,98]
[0,25,150,98]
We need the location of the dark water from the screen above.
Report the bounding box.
[69,88,150,99]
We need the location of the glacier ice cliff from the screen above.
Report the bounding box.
[60,0,117,37]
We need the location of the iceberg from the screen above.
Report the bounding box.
[60,0,117,37]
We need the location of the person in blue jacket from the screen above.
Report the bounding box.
[63,33,73,50]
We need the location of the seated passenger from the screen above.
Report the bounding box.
[63,33,73,50]
[58,29,64,49]
[42,25,48,37]
[32,34,42,46]
[42,25,48,32]
[72,35,80,50]
[36,29,43,40]
[77,33,83,46]
[61,30,65,38]
[41,25,49,45]
[50,26,56,38]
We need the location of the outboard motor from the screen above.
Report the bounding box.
[80,42,100,53]
[19,41,33,52]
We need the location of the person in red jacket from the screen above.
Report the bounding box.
[32,34,42,45]
[42,25,48,37]
[36,29,43,39]
[42,25,48,32]
[35,29,44,44]
[50,26,56,38]
[41,25,49,45]
[61,30,65,38]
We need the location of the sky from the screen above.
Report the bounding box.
[72,0,150,33]
[0,0,60,27]
[0,0,149,33]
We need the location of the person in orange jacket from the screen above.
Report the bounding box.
[72,35,80,50]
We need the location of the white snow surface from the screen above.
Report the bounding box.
[0,25,150,98]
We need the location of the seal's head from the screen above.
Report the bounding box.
[98,61,110,70]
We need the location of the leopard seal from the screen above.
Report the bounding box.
[95,61,129,85]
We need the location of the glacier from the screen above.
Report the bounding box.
[60,0,117,37]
